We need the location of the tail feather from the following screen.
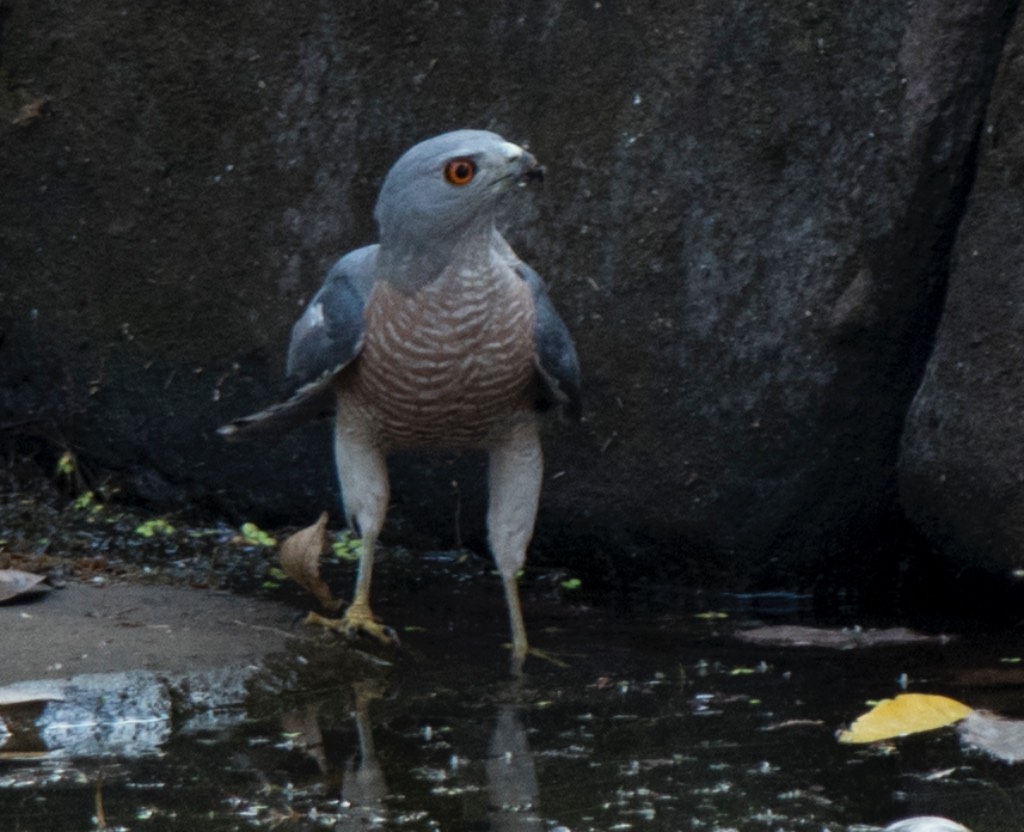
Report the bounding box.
[217,382,334,441]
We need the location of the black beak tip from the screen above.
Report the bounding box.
[525,164,545,184]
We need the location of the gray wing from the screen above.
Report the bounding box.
[518,262,581,420]
[218,245,378,441]
[286,245,377,384]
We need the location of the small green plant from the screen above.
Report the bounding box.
[55,451,77,478]
[135,518,176,538]
[72,490,97,511]
[331,531,363,562]
[238,522,276,547]
[261,566,289,589]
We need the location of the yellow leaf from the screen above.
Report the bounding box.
[838,693,974,744]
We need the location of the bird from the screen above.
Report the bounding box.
[219,129,580,667]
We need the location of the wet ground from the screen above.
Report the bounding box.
[1,482,1023,831]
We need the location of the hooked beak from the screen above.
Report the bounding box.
[517,152,545,186]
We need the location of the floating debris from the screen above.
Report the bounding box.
[0,569,50,604]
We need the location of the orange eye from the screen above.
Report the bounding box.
[443,158,476,186]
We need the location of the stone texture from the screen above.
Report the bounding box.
[0,0,1016,587]
[900,12,1024,577]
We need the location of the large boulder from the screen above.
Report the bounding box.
[900,12,1024,580]
[0,0,1016,587]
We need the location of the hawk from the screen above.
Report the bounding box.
[220,130,580,667]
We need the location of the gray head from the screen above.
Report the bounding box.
[374,130,542,263]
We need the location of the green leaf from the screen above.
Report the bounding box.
[239,522,276,547]
[135,518,176,538]
[55,451,76,477]
[331,532,363,562]
[72,491,96,510]
[560,577,582,590]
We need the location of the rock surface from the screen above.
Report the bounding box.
[900,14,1024,578]
[0,583,296,684]
[0,1,1019,587]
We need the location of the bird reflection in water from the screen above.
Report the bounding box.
[337,680,388,830]
[278,677,543,830]
[486,696,544,831]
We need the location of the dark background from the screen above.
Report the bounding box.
[3,0,1022,601]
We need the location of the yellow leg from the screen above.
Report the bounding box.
[502,572,529,672]
[339,545,400,646]
[488,417,543,674]
[499,573,570,673]
[307,531,398,645]
[324,415,397,646]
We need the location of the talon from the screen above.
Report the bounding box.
[350,616,399,647]
[304,604,399,647]
[507,643,569,673]
[303,610,347,633]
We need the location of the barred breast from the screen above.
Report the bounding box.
[342,263,537,450]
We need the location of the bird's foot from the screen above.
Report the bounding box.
[507,644,570,675]
[304,603,400,647]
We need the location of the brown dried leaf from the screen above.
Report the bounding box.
[0,569,50,604]
[278,512,342,611]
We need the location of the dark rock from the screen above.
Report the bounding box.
[900,12,1024,579]
[0,1,1016,588]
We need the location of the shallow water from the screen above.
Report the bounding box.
[1,575,1022,832]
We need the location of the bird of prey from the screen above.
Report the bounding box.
[220,130,580,666]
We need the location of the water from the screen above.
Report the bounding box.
[0,485,1020,831]
[1,581,1022,832]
